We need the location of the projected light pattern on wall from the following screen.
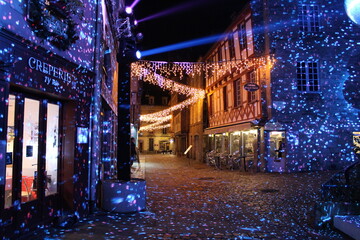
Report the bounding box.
[0,0,359,238]
[249,0,360,172]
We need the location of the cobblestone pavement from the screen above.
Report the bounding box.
[31,154,351,240]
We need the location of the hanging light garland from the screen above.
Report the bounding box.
[133,55,275,132]
[131,55,275,81]
[141,115,172,123]
[137,68,205,97]
[139,123,172,132]
[139,115,173,132]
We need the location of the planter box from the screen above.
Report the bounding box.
[102,178,146,213]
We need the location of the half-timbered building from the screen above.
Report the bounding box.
[204,0,360,172]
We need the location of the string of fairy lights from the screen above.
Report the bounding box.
[133,56,274,132]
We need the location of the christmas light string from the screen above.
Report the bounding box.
[139,123,172,132]
[132,55,275,80]
[137,68,206,131]
[133,55,275,131]
[140,115,172,123]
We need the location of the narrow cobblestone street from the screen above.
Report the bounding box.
[32,154,350,240]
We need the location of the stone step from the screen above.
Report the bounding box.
[333,215,360,240]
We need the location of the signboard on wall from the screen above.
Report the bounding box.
[244,83,260,92]
[0,32,93,101]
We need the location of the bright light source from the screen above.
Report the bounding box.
[134,20,138,25]
[345,0,360,25]
[136,50,141,59]
[125,7,132,14]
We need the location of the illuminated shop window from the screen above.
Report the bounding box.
[45,103,60,196]
[5,95,15,209]
[296,61,320,92]
[299,4,320,32]
[354,132,360,154]
[230,132,241,154]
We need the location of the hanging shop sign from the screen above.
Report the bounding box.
[244,83,260,92]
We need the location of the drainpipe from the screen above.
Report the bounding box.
[88,0,101,212]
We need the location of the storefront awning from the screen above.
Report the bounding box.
[204,122,252,135]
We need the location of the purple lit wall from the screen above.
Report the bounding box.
[0,0,97,69]
[0,0,104,237]
[251,0,360,171]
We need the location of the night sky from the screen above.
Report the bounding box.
[132,0,247,62]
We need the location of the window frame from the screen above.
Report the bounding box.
[148,96,155,105]
[209,94,214,116]
[233,79,241,108]
[238,23,247,50]
[299,4,320,33]
[161,96,168,106]
[248,71,257,102]
[228,32,236,59]
[223,86,228,111]
[296,61,320,92]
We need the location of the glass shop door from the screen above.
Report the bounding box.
[3,93,61,230]
[267,131,286,172]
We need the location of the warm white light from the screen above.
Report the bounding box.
[132,56,275,132]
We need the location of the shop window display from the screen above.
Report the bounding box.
[45,103,60,196]
[22,98,40,202]
[243,130,257,156]
[5,95,15,208]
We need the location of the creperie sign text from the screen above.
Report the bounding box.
[28,57,76,86]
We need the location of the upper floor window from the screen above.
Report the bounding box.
[233,79,241,108]
[148,96,155,105]
[248,71,256,102]
[207,57,214,79]
[228,32,236,59]
[223,86,228,111]
[209,94,214,116]
[162,97,168,105]
[238,23,247,50]
[103,48,112,90]
[299,4,320,32]
[162,127,167,135]
[217,47,223,62]
[297,61,320,92]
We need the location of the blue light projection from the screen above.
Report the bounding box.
[248,0,360,172]
[0,0,359,238]
[0,0,98,237]
[141,34,223,57]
